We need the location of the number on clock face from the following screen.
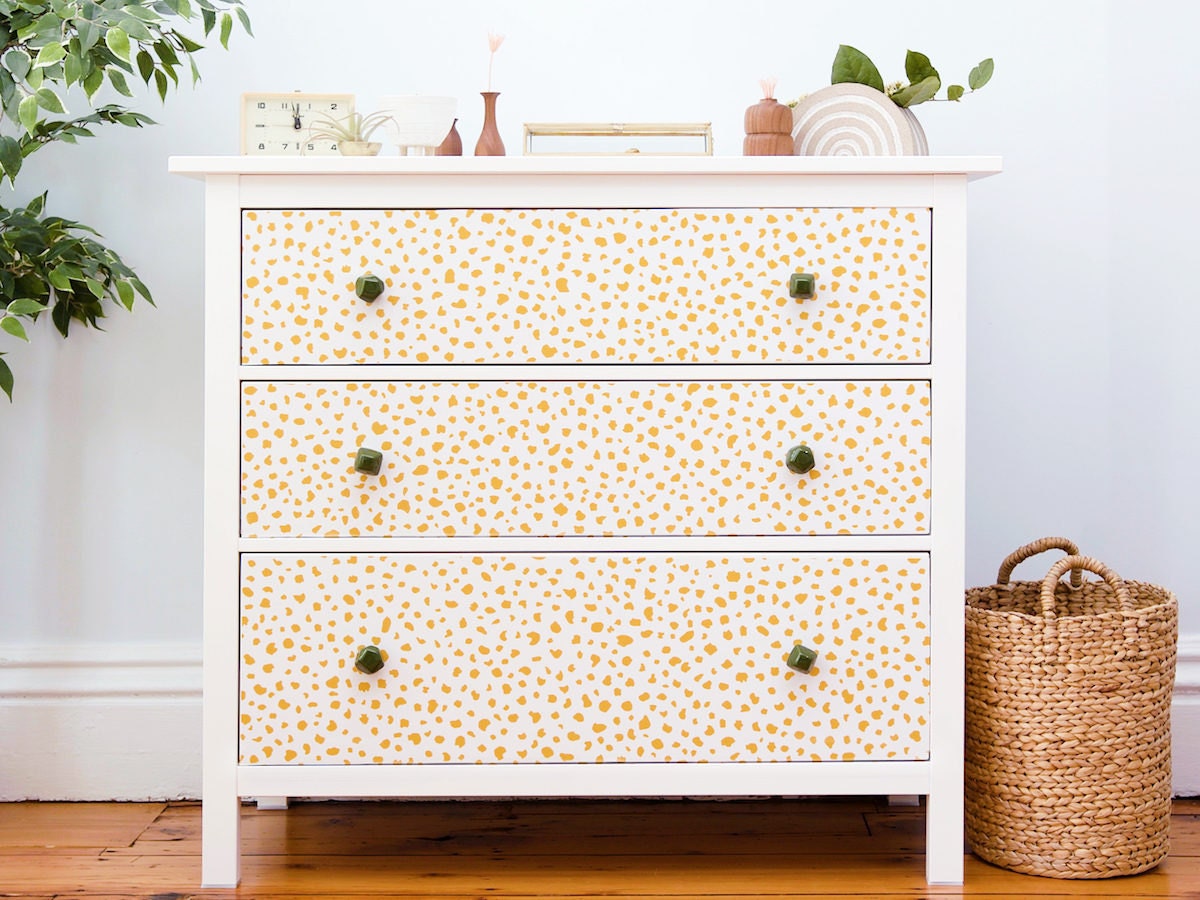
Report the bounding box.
[240,92,356,156]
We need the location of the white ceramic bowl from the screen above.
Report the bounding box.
[380,95,457,155]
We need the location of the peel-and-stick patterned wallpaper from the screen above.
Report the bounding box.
[239,553,931,765]
[240,207,931,365]
[240,380,932,537]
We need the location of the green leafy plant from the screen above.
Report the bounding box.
[0,0,251,401]
[832,45,994,108]
[307,109,393,144]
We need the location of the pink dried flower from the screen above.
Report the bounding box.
[759,76,778,100]
[487,31,505,91]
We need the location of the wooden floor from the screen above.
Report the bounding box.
[1,797,1198,898]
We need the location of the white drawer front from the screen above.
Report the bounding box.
[240,207,931,365]
[240,380,931,537]
[239,553,931,765]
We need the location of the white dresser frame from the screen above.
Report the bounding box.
[171,156,1001,888]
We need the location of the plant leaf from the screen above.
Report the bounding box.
[0,135,22,181]
[137,49,155,82]
[1,316,29,341]
[890,74,941,108]
[176,33,204,53]
[35,87,65,114]
[947,84,965,101]
[64,48,82,85]
[4,48,32,80]
[34,42,67,69]
[77,18,99,53]
[0,354,12,401]
[236,6,253,36]
[108,68,133,97]
[116,280,135,309]
[904,50,939,85]
[831,44,885,93]
[82,66,103,99]
[18,94,39,132]
[105,27,131,62]
[219,12,233,48]
[48,265,73,291]
[155,41,180,68]
[51,299,71,337]
[969,58,994,91]
[5,298,48,316]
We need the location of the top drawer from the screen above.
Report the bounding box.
[241,207,931,365]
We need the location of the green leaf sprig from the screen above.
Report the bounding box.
[0,0,251,401]
[831,45,993,108]
[0,192,153,398]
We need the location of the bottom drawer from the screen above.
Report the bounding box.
[239,553,930,765]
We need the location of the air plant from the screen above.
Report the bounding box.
[306,110,395,144]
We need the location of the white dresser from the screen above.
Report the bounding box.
[171,156,1000,887]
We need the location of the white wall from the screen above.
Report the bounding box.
[2,0,1198,797]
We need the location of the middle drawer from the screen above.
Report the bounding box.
[241,380,930,537]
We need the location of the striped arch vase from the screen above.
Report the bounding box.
[792,83,928,156]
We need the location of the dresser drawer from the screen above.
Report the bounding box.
[240,207,931,365]
[239,552,930,765]
[240,380,930,537]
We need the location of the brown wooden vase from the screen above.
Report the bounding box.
[474,92,505,156]
[436,118,463,156]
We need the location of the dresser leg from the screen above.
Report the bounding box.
[924,789,965,885]
[201,793,242,888]
[255,796,289,810]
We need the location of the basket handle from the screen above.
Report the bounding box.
[997,536,1082,588]
[1039,555,1138,648]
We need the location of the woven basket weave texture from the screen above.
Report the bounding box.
[964,538,1178,879]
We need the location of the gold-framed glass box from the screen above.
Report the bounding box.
[522,122,713,156]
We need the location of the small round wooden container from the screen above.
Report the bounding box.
[743,98,793,156]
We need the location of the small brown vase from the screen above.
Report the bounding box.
[474,92,505,156]
[436,118,462,156]
[743,97,794,156]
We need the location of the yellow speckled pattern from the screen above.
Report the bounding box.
[240,208,931,365]
[240,380,931,537]
[239,553,931,765]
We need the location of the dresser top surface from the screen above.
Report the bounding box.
[169,155,1002,180]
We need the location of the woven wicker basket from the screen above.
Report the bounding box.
[965,537,1178,879]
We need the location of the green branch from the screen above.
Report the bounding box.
[0,0,251,401]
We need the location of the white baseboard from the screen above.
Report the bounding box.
[1,638,1198,800]
[1173,634,1200,796]
[0,643,201,801]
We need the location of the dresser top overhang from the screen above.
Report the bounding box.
[169,155,1002,180]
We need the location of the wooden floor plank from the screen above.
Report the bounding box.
[0,802,164,849]
[128,799,874,858]
[0,799,1197,898]
[106,831,905,859]
[3,851,1195,897]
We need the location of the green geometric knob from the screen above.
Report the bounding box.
[785,444,816,474]
[354,645,385,675]
[354,447,383,476]
[355,274,386,303]
[788,271,816,300]
[786,644,818,673]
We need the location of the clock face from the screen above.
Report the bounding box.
[241,93,356,156]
